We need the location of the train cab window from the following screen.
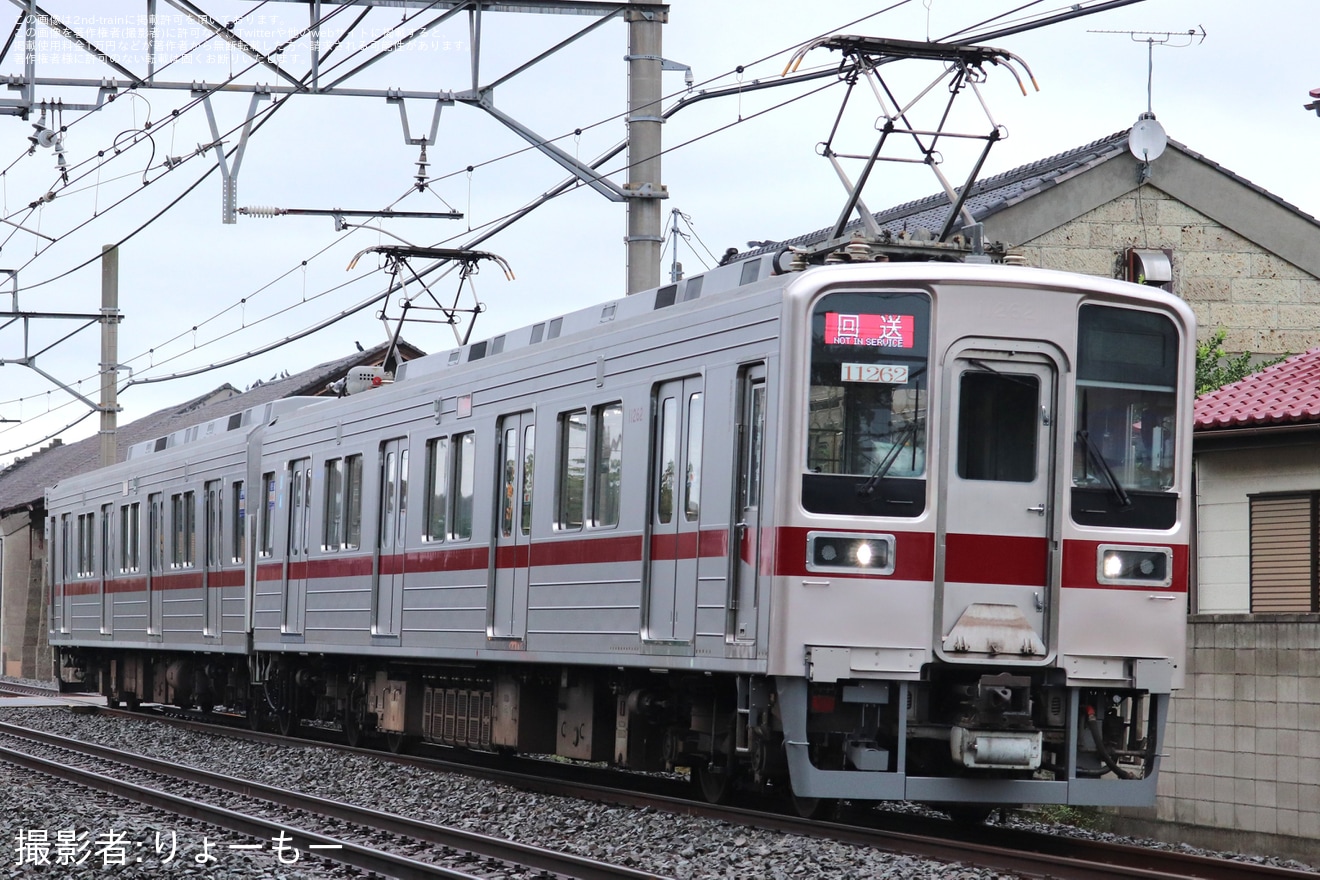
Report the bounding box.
[231,482,245,563]
[120,502,140,573]
[452,432,476,540]
[1072,305,1180,529]
[424,438,450,541]
[260,472,276,556]
[803,290,930,517]
[171,491,196,568]
[557,411,588,530]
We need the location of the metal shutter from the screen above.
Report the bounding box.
[1249,494,1315,612]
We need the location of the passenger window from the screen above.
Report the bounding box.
[324,459,345,550]
[452,433,475,540]
[344,455,363,549]
[557,411,587,530]
[425,438,449,541]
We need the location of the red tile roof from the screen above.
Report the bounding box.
[1195,347,1320,431]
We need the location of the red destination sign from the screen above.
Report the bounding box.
[824,312,914,348]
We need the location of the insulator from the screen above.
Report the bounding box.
[240,206,284,218]
[845,233,873,261]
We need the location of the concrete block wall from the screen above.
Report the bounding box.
[1013,186,1320,356]
[1113,615,1320,864]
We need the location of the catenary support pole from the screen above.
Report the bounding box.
[625,8,666,294]
[99,245,119,467]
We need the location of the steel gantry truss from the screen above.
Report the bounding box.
[2,0,672,290]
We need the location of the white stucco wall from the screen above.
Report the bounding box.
[1194,443,1320,613]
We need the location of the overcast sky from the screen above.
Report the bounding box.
[0,0,1315,465]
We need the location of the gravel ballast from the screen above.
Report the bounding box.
[0,702,1314,879]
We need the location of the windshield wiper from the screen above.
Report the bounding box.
[1076,429,1132,508]
[857,421,919,497]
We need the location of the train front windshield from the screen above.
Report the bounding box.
[1072,304,1181,529]
[803,290,931,517]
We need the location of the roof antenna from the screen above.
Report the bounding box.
[1090,26,1205,182]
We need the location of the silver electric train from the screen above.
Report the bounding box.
[48,248,1195,814]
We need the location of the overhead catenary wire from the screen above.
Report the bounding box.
[0,1,925,456]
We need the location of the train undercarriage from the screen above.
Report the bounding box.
[58,647,1162,815]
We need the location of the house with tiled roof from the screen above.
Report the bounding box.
[1195,349,1320,614]
[0,339,422,682]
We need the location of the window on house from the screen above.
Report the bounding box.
[1249,494,1320,613]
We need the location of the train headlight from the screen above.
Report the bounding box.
[1096,544,1173,587]
[807,532,896,576]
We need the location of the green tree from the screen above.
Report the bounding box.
[1195,328,1286,396]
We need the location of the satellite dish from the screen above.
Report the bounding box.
[1128,112,1167,162]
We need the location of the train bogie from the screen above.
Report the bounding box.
[49,255,1194,810]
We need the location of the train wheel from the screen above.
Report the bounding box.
[692,763,733,804]
[385,731,409,754]
[274,705,299,737]
[343,689,367,748]
[787,794,836,821]
[943,804,994,825]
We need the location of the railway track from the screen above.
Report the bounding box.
[3,702,1315,880]
[0,718,669,880]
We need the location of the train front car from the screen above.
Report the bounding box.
[767,262,1194,812]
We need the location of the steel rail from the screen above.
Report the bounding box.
[0,720,669,880]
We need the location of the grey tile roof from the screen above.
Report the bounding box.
[0,340,422,515]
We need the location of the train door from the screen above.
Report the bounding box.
[203,480,222,637]
[730,366,766,642]
[100,503,113,635]
[490,415,533,640]
[283,459,311,635]
[937,345,1058,663]
[647,377,702,643]
[373,439,408,637]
